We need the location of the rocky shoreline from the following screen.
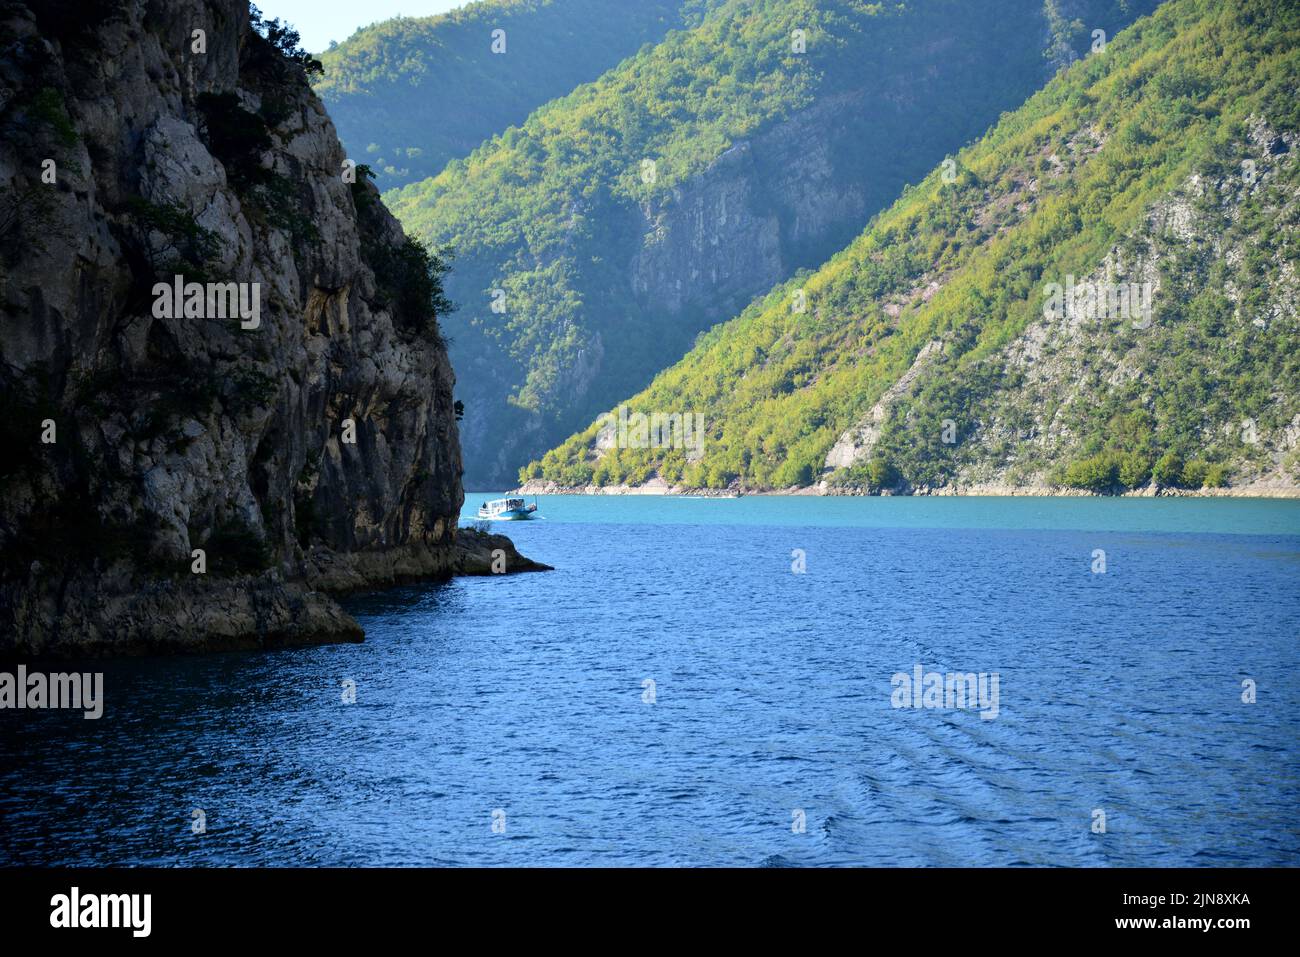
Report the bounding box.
[513,478,1300,500]
[1,529,550,661]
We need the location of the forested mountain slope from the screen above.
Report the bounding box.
[390,0,1157,486]
[315,0,716,189]
[526,0,1300,496]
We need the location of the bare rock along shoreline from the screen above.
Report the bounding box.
[513,479,1300,500]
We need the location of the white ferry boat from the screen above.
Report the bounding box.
[476,497,539,521]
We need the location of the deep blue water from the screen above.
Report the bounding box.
[2,495,1298,866]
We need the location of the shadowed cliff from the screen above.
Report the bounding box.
[0,0,546,657]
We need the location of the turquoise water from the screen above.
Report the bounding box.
[2,495,1297,866]
[465,491,1300,534]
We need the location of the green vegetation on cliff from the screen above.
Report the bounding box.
[527,0,1300,493]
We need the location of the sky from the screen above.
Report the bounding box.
[257,1,471,52]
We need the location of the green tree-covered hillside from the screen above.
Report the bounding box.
[528,0,1300,494]
[389,0,1156,485]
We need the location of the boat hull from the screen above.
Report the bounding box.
[477,507,538,521]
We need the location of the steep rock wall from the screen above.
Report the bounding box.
[0,0,539,657]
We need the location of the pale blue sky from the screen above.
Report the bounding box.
[257,1,471,53]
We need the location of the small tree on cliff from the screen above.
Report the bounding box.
[249,4,323,76]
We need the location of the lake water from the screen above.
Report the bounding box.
[2,495,1298,866]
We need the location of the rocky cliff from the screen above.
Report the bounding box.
[0,0,543,658]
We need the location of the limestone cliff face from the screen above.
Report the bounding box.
[0,0,539,657]
[628,86,886,326]
[456,81,929,485]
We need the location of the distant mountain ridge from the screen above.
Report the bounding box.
[314,0,719,189]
